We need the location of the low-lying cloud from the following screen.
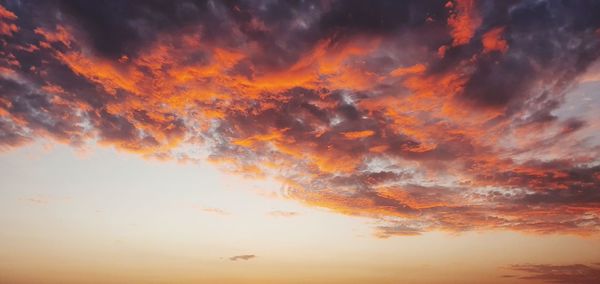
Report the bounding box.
[504,263,600,284]
[229,255,256,261]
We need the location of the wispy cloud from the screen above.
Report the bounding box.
[229,255,256,261]
[22,197,48,204]
[20,196,71,205]
[374,223,423,238]
[504,263,600,284]
[193,206,230,216]
[267,210,299,218]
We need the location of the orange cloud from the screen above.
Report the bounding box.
[2,0,600,238]
[0,5,17,20]
[341,130,375,139]
[34,25,72,48]
[0,4,18,36]
[447,0,481,46]
[390,64,426,77]
[482,27,508,53]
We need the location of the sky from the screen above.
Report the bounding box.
[0,0,600,283]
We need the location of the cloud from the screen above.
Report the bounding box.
[505,263,600,284]
[481,27,508,54]
[374,224,423,238]
[22,197,48,205]
[267,210,299,218]
[229,255,256,261]
[0,4,18,37]
[447,0,481,46]
[194,206,230,216]
[1,0,599,237]
[20,195,71,205]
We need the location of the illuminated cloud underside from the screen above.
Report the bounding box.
[1,0,599,237]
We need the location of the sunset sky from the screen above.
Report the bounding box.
[1,0,600,283]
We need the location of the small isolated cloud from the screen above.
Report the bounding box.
[22,197,48,204]
[229,255,256,261]
[374,223,424,238]
[21,196,71,205]
[194,206,230,216]
[504,263,600,284]
[267,210,299,217]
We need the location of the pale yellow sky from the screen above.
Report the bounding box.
[1,143,599,284]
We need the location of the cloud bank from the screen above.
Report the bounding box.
[1,0,599,236]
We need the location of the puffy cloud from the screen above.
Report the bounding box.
[1,0,599,237]
[481,27,508,53]
[0,4,18,36]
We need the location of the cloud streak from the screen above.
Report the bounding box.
[505,263,600,284]
[0,0,599,236]
[196,206,230,216]
[229,255,256,261]
[267,210,299,218]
